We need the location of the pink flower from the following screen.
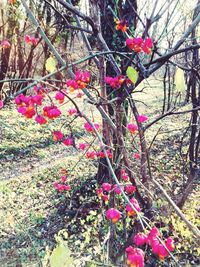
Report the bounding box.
[53,131,64,141]
[125,185,136,194]
[133,153,140,159]
[127,123,138,134]
[104,75,125,89]
[165,237,175,252]
[32,94,43,105]
[35,115,47,125]
[43,105,61,119]
[96,188,103,197]
[113,184,124,195]
[68,108,77,116]
[66,80,78,92]
[1,40,11,49]
[125,246,135,254]
[155,244,169,261]
[24,35,32,44]
[62,185,71,191]
[142,38,153,54]
[148,227,159,245]
[53,181,71,192]
[75,70,90,83]
[0,100,3,109]
[126,198,141,216]
[96,151,105,158]
[31,37,39,46]
[55,92,65,103]
[84,122,100,133]
[151,237,160,254]
[66,70,90,91]
[63,137,73,146]
[17,106,26,115]
[134,233,148,246]
[120,169,129,181]
[78,143,88,150]
[24,35,39,46]
[137,115,148,123]
[101,194,109,203]
[61,176,67,183]
[106,150,113,159]
[86,151,96,159]
[53,181,59,189]
[126,37,152,54]
[17,105,36,118]
[106,208,121,223]
[126,246,144,267]
[126,37,143,53]
[76,92,84,98]
[102,183,112,192]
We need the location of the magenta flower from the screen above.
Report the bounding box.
[126,198,141,216]
[61,176,67,183]
[104,75,125,89]
[133,153,141,159]
[84,122,99,133]
[35,115,47,125]
[126,246,144,267]
[68,108,77,116]
[113,184,124,195]
[43,105,61,119]
[78,143,88,150]
[63,137,73,146]
[0,100,4,109]
[127,123,138,134]
[125,185,136,194]
[165,237,175,252]
[137,115,148,123]
[106,208,121,223]
[32,94,43,105]
[85,151,96,159]
[53,131,64,141]
[102,183,112,192]
[134,233,148,246]
[1,40,11,49]
[55,92,65,103]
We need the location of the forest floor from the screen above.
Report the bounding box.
[0,79,199,267]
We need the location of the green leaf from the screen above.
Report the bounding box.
[45,56,57,73]
[174,67,186,92]
[50,241,74,267]
[126,66,138,84]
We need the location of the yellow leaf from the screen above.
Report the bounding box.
[45,56,57,73]
[126,66,138,84]
[174,67,186,92]
[50,235,74,267]
[6,212,15,227]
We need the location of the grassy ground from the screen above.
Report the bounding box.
[0,79,199,266]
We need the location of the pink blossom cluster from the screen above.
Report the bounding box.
[1,40,11,49]
[126,246,144,267]
[84,122,100,133]
[24,35,39,46]
[126,37,153,54]
[85,149,112,160]
[133,227,175,261]
[104,75,126,89]
[52,130,73,147]
[105,208,121,223]
[66,70,90,92]
[96,182,136,204]
[53,174,71,192]
[126,197,141,216]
